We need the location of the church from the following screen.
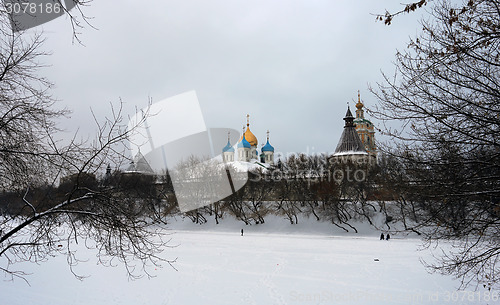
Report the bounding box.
[124,91,376,174]
[221,115,275,165]
[222,92,376,167]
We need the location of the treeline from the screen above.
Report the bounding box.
[0,153,395,233]
[0,170,175,220]
[171,153,393,233]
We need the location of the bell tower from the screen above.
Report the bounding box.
[353,91,377,161]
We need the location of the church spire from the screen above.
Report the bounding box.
[355,90,364,119]
[343,105,355,128]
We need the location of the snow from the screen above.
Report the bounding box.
[1,215,494,305]
[224,159,271,172]
[332,151,369,156]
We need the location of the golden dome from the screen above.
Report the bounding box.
[240,127,258,147]
[356,90,364,110]
[239,114,258,147]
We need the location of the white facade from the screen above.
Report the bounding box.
[237,146,251,162]
[223,151,234,162]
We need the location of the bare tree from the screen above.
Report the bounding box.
[371,0,500,289]
[0,15,175,281]
[272,156,303,225]
[244,168,274,224]
[375,0,428,25]
[0,103,176,281]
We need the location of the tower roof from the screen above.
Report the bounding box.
[126,151,155,174]
[334,107,367,155]
[343,106,355,127]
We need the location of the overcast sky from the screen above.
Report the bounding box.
[36,0,423,158]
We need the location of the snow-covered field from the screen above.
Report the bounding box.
[1,216,496,305]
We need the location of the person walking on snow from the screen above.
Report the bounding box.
[241,229,244,236]
[380,233,385,240]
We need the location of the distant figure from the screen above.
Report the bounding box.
[386,233,391,241]
[380,233,385,240]
[241,229,244,236]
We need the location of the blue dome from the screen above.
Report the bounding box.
[222,140,234,153]
[261,140,274,152]
[238,135,251,148]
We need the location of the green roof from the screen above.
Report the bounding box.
[354,118,373,125]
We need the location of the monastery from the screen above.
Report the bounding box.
[223,91,377,166]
